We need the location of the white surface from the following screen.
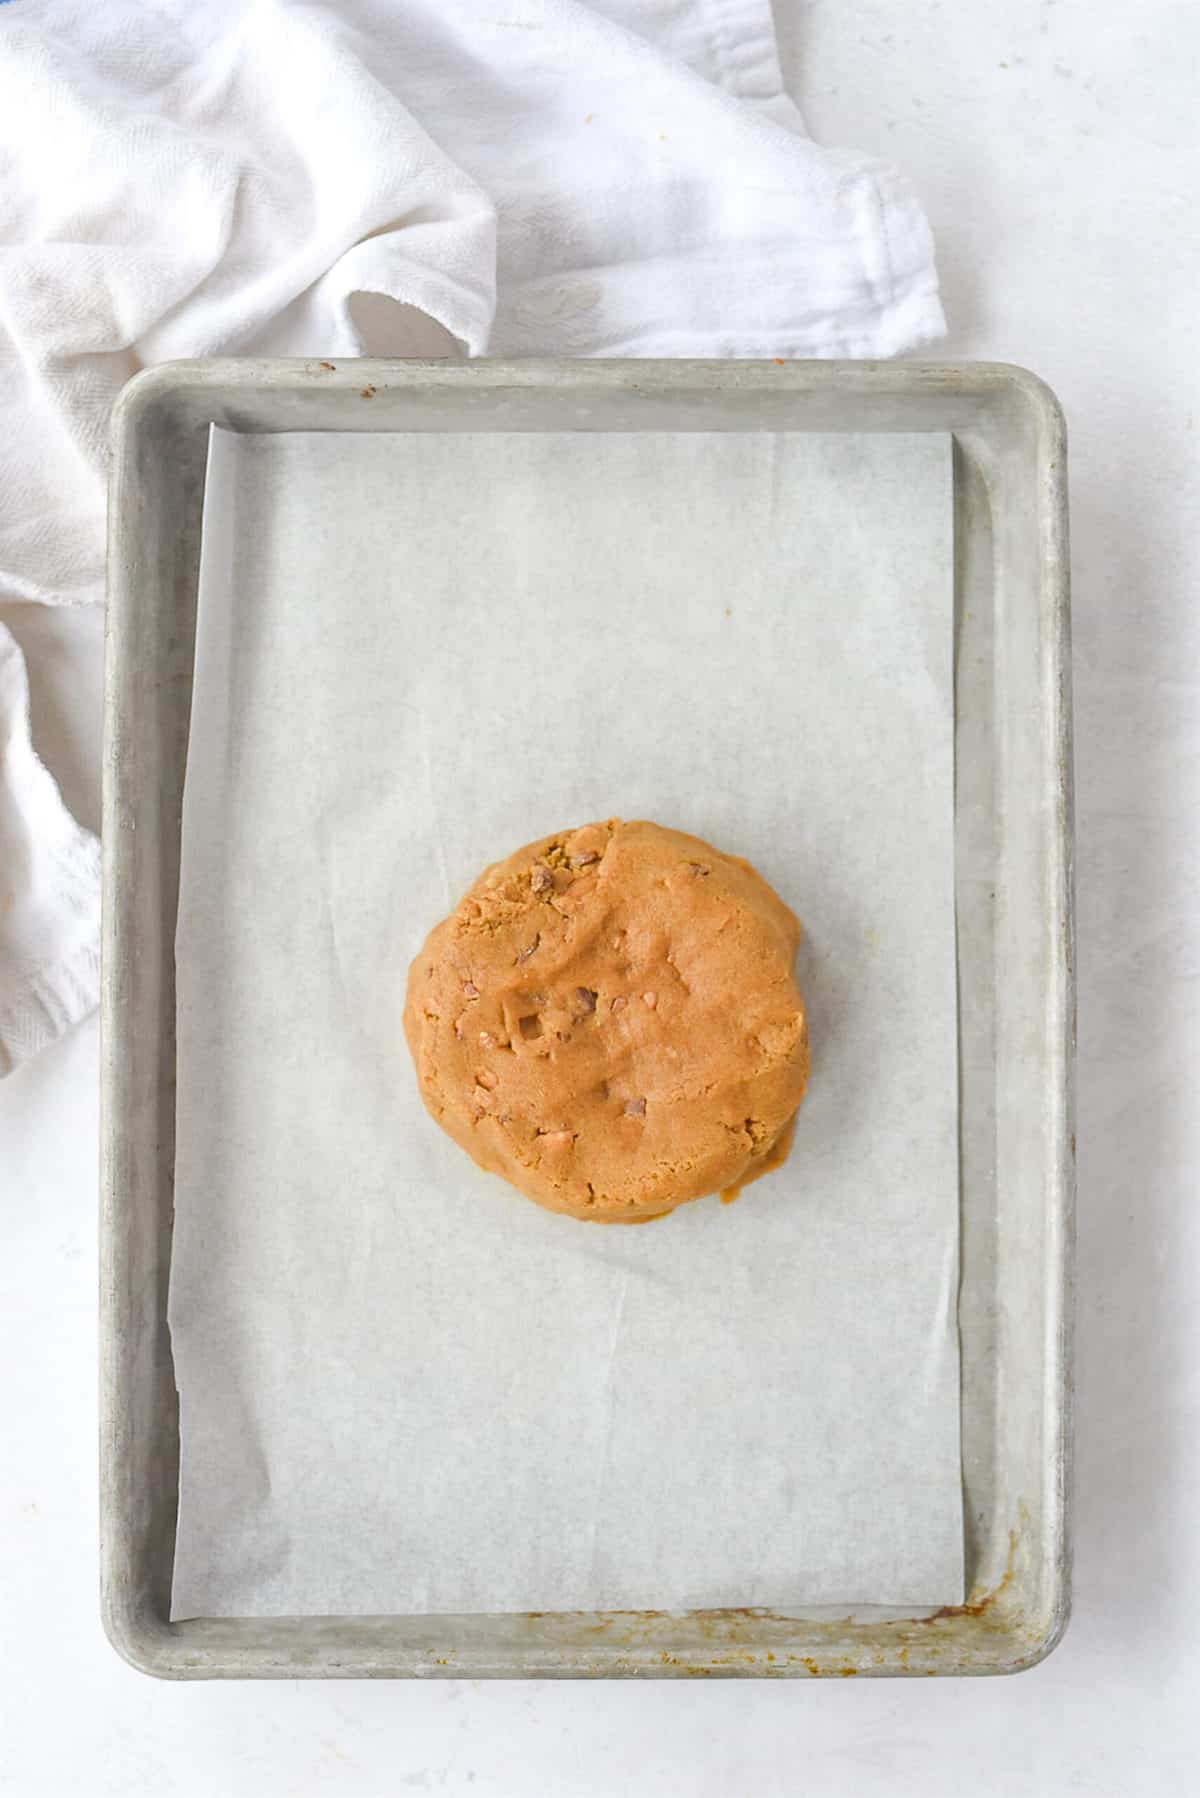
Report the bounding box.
[170,427,959,1618]
[1,0,1197,1791]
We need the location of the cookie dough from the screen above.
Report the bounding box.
[403,819,808,1223]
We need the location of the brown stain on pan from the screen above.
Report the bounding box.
[516,1523,1024,1674]
[909,1528,1018,1626]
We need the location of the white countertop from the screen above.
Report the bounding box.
[3,2,1197,1791]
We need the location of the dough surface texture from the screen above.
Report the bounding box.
[403,819,808,1222]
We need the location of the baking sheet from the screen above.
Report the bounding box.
[168,424,963,1618]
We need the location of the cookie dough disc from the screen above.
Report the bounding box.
[404,819,808,1222]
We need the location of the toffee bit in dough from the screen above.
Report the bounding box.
[537,1128,575,1152]
[402,818,808,1224]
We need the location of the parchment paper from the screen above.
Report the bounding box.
[169,424,962,1618]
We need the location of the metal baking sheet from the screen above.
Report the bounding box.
[100,358,1074,1678]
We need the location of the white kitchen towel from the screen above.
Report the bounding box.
[0,0,944,1074]
[0,630,100,1077]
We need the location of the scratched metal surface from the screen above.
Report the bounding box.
[99,359,1073,1678]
